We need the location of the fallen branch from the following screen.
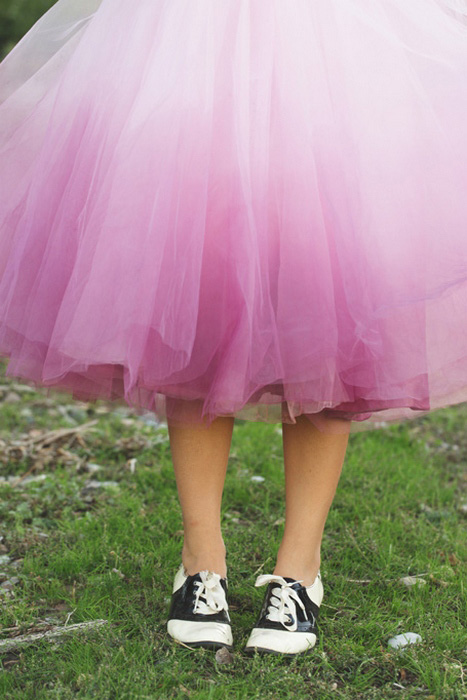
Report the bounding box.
[345,573,429,584]
[25,420,100,447]
[10,421,100,487]
[0,619,109,653]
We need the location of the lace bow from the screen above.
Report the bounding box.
[255,574,306,632]
[193,571,229,616]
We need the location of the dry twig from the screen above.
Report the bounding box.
[0,619,109,653]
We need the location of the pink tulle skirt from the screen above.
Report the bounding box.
[1,0,467,433]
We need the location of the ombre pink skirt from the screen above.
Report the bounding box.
[1,0,467,433]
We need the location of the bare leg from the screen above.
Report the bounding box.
[167,413,235,578]
[274,413,350,586]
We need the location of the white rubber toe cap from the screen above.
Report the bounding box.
[245,627,317,655]
[167,619,233,647]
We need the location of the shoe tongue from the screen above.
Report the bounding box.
[190,571,227,587]
[282,576,303,588]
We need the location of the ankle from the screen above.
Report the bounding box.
[273,550,321,587]
[182,540,227,578]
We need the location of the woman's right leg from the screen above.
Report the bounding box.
[167,412,235,578]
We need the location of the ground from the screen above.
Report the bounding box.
[0,357,466,699]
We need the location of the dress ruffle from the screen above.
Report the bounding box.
[1,0,467,434]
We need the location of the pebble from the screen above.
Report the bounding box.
[388,632,422,650]
[85,463,103,474]
[250,475,265,483]
[82,480,119,490]
[215,646,234,665]
[0,474,48,485]
[3,391,22,403]
[1,577,20,590]
[399,576,427,587]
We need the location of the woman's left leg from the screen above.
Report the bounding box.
[244,413,350,655]
[274,413,350,586]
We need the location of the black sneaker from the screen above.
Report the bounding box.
[166,563,233,650]
[244,571,323,656]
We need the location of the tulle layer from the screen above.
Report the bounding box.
[1,0,467,434]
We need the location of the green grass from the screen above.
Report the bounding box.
[0,358,466,699]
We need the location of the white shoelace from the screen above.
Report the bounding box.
[193,571,229,616]
[255,574,306,632]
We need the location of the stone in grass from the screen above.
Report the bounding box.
[388,632,422,650]
[399,576,427,587]
[215,646,234,665]
[85,463,103,474]
[0,577,20,590]
[80,480,120,499]
[250,476,265,483]
[82,479,119,490]
[3,391,21,403]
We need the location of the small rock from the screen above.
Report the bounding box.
[419,503,432,513]
[111,568,125,579]
[67,408,88,422]
[82,480,119,490]
[250,476,265,483]
[399,576,427,587]
[0,555,11,566]
[215,646,234,665]
[3,391,21,403]
[85,463,103,474]
[225,513,240,524]
[458,503,467,515]
[22,474,48,485]
[0,473,48,486]
[388,632,422,650]
[1,577,20,590]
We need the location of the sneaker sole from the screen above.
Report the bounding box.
[244,643,316,658]
[168,633,233,652]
